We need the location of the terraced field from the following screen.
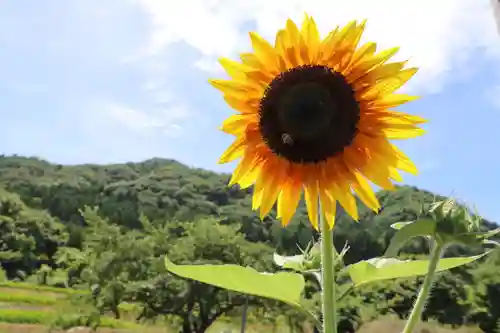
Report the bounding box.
[0,282,290,332]
[0,282,138,332]
[0,282,483,333]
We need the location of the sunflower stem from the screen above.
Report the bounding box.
[319,202,337,333]
[402,240,444,333]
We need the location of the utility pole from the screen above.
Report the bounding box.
[493,0,500,35]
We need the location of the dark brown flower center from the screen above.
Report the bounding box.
[259,65,360,163]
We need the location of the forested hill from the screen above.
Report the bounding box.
[0,155,496,255]
[1,155,500,332]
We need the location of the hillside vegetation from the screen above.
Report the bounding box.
[0,155,498,333]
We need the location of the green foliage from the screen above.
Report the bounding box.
[0,267,6,282]
[0,155,498,332]
[0,188,68,278]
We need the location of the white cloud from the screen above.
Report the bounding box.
[134,0,500,93]
[85,100,190,138]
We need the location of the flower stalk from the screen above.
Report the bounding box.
[402,240,444,333]
[319,203,337,333]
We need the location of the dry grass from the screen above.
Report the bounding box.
[0,323,275,333]
[358,318,483,333]
[0,323,169,333]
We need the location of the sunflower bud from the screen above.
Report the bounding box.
[426,198,489,246]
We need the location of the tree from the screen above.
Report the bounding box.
[0,189,68,278]
[131,218,277,333]
[78,207,153,319]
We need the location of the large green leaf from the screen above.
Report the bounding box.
[385,219,437,257]
[165,256,305,308]
[347,251,491,287]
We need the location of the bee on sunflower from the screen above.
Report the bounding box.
[211,15,426,230]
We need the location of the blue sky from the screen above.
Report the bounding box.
[1,0,500,222]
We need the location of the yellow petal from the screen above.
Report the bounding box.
[339,20,367,68]
[229,153,263,186]
[344,42,377,76]
[219,136,246,164]
[325,20,367,70]
[382,126,426,139]
[351,172,381,212]
[219,58,250,80]
[373,111,428,125]
[358,113,426,139]
[249,32,279,72]
[342,147,395,190]
[285,19,301,46]
[388,167,403,182]
[259,181,282,219]
[320,21,357,62]
[274,30,289,71]
[300,15,320,62]
[355,61,406,85]
[390,144,419,175]
[349,47,400,80]
[240,53,264,69]
[253,159,279,211]
[275,29,286,51]
[277,181,302,227]
[319,189,336,229]
[392,112,427,124]
[245,70,273,87]
[210,80,261,99]
[332,182,358,221]
[304,181,319,230]
[252,187,264,210]
[238,163,262,189]
[257,161,286,219]
[223,95,259,114]
[318,27,339,62]
[361,164,395,190]
[370,94,419,109]
[360,67,419,100]
[301,15,320,45]
[366,137,419,176]
[220,114,257,135]
[253,160,271,192]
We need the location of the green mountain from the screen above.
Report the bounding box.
[0,154,494,250]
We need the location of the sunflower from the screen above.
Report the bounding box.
[211,15,426,230]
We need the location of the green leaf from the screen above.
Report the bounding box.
[390,222,413,230]
[347,251,491,287]
[483,239,500,248]
[385,219,437,257]
[273,253,305,272]
[165,256,305,308]
[475,228,500,241]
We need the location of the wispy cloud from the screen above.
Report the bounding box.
[135,0,500,94]
[81,98,190,139]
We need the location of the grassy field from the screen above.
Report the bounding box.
[0,282,483,333]
[0,282,289,332]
